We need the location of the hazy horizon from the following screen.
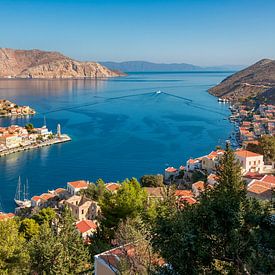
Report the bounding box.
[0,0,275,66]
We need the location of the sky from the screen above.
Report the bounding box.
[0,0,275,66]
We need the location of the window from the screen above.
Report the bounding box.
[254,161,256,165]
[249,161,251,165]
[258,160,260,164]
[82,209,84,214]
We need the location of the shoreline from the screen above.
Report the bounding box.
[0,134,71,157]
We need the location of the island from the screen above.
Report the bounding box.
[0,48,124,79]
[0,99,36,117]
[0,123,70,157]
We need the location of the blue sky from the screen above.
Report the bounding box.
[0,0,274,65]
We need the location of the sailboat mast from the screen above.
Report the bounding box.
[23,184,26,201]
[25,179,29,200]
[15,176,21,201]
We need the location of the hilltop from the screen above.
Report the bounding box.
[0,48,123,79]
[208,59,275,104]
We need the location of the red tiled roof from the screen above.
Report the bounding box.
[175,190,193,197]
[0,213,15,220]
[40,193,55,201]
[261,175,275,185]
[76,220,97,233]
[106,183,121,192]
[68,180,88,189]
[31,196,41,202]
[55,188,66,194]
[207,173,218,181]
[180,197,197,205]
[247,180,274,195]
[235,150,262,158]
[192,181,205,190]
[244,172,263,180]
[165,167,177,173]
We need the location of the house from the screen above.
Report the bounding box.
[192,181,207,197]
[49,187,70,199]
[31,193,56,208]
[94,243,137,275]
[207,173,218,186]
[164,167,178,181]
[105,182,121,193]
[0,134,22,148]
[144,187,165,202]
[247,175,275,200]
[67,180,89,195]
[186,158,202,172]
[94,243,164,275]
[201,150,224,173]
[76,219,97,239]
[63,195,99,221]
[175,190,197,206]
[0,212,15,221]
[234,149,264,173]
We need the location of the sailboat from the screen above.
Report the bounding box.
[14,176,31,207]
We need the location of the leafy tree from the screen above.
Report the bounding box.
[99,178,147,237]
[191,170,206,182]
[19,218,40,240]
[153,144,275,274]
[79,178,106,201]
[0,219,30,274]
[25,123,34,133]
[29,208,90,274]
[33,207,56,225]
[140,174,164,187]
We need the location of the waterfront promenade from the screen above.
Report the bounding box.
[0,134,71,157]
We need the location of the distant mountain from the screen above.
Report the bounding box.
[101,61,245,72]
[208,59,275,103]
[0,48,122,79]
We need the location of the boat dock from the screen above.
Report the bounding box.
[0,134,71,157]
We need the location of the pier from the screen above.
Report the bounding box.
[0,134,71,157]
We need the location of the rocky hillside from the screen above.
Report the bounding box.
[208,59,275,103]
[0,48,122,79]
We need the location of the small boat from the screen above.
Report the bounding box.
[156,90,162,94]
[14,176,31,207]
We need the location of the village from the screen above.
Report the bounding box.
[0,99,35,117]
[229,103,275,145]
[0,122,71,156]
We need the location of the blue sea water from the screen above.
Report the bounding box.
[0,72,234,212]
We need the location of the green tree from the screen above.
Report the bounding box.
[25,123,34,133]
[0,219,30,274]
[33,207,56,225]
[79,178,106,201]
[153,144,275,274]
[29,208,90,274]
[99,178,147,237]
[140,174,164,187]
[19,218,40,240]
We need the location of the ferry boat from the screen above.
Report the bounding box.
[14,176,31,207]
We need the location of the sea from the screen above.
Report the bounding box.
[0,71,235,212]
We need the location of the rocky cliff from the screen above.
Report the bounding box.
[208,59,275,103]
[0,48,123,79]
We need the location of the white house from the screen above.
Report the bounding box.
[186,158,201,171]
[234,149,264,173]
[76,219,97,239]
[164,167,178,181]
[67,180,89,195]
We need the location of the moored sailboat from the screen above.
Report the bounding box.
[14,176,31,207]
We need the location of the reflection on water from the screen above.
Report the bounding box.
[0,72,233,212]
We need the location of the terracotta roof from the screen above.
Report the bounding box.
[207,150,225,159]
[105,183,121,192]
[76,220,97,233]
[31,195,41,202]
[165,167,178,173]
[235,150,263,158]
[0,213,15,220]
[55,188,66,194]
[261,175,275,185]
[175,190,193,197]
[247,180,274,196]
[187,159,198,164]
[179,197,197,205]
[192,181,205,190]
[68,180,88,189]
[144,187,164,197]
[179,165,185,170]
[40,193,55,201]
[207,173,218,181]
[244,172,263,180]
